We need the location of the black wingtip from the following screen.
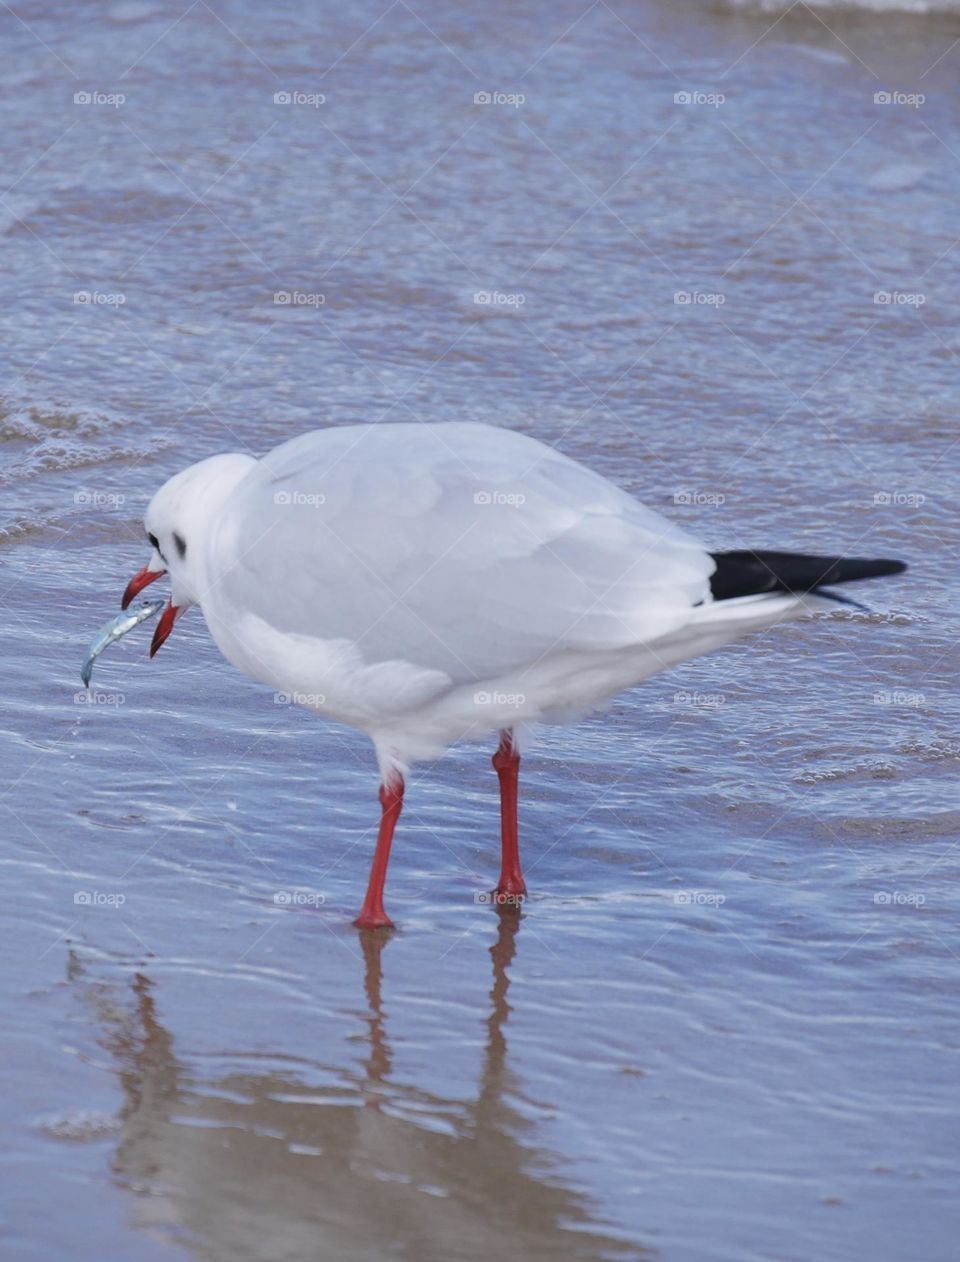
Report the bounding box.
[839,557,907,577]
[709,550,908,601]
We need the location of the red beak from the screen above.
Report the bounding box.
[122,564,166,610]
[150,601,180,657]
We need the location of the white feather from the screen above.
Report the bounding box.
[143,422,830,771]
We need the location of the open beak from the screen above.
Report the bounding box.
[121,564,166,610]
[150,601,181,657]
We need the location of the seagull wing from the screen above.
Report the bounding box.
[211,423,713,684]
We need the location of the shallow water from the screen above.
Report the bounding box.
[2,1,959,1259]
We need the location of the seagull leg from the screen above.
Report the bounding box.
[354,780,404,930]
[492,730,526,906]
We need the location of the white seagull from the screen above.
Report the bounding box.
[117,422,906,928]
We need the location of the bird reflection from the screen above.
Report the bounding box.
[359,930,391,1094]
[72,912,650,1262]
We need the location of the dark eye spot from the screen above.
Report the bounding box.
[147,532,160,551]
[173,532,187,560]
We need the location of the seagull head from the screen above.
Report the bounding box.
[121,452,256,657]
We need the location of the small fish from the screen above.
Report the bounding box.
[81,599,166,688]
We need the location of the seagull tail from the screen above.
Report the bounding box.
[708,550,907,602]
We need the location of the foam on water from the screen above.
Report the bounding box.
[721,0,960,11]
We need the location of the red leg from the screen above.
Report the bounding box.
[354,780,403,930]
[492,730,526,905]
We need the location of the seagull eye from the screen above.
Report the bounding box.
[147,532,160,552]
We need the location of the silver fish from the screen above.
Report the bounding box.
[81,598,166,688]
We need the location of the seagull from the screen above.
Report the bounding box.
[118,422,906,929]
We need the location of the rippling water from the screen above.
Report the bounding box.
[2,2,959,1259]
